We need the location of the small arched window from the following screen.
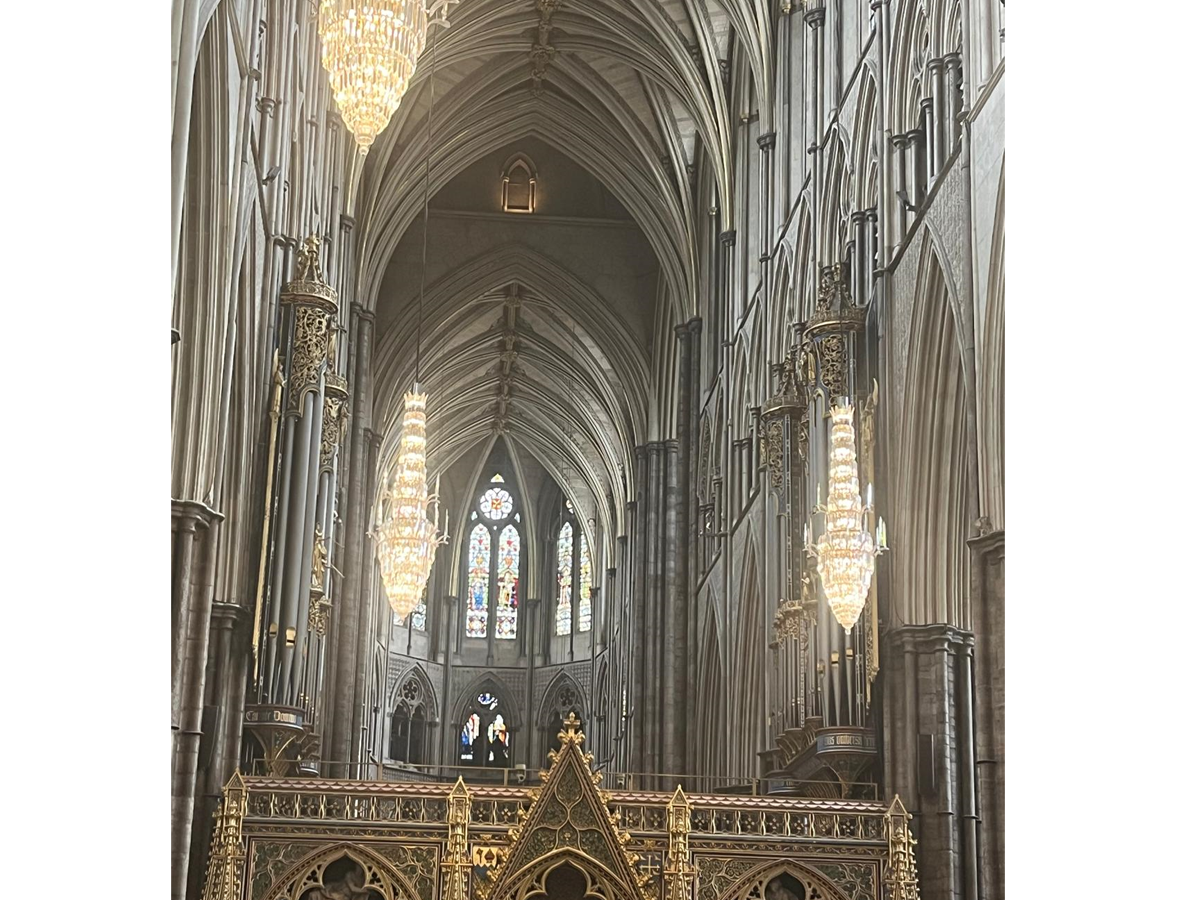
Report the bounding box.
[460,691,511,766]
[390,676,429,765]
[502,155,537,214]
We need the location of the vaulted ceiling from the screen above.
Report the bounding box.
[360,0,776,542]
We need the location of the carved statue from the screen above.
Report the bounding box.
[312,529,328,590]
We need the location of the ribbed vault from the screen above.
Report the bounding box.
[360,0,781,544]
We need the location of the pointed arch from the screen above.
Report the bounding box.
[696,596,726,783]
[537,670,590,761]
[715,859,856,900]
[260,842,423,900]
[730,541,765,780]
[980,161,1005,530]
[894,233,973,628]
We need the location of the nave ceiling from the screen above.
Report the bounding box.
[359,0,771,535]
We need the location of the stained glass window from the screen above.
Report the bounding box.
[490,473,505,483]
[578,534,592,632]
[477,692,499,710]
[495,524,520,639]
[410,586,427,631]
[466,525,491,637]
[487,714,509,762]
[461,712,480,760]
[556,522,573,635]
[480,486,513,520]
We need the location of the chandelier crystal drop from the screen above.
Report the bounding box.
[318,0,430,153]
[813,402,884,634]
[377,388,445,620]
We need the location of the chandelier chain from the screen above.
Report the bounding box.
[417,24,439,385]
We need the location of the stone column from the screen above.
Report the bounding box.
[883,625,978,900]
[970,529,1004,900]
[186,600,249,900]
[930,58,947,171]
[645,442,664,776]
[631,447,649,772]
[350,428,383,767]
[330,304,374,774]
[171,500,221,900]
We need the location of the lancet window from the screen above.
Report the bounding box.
[464,474,522,639]
[554,506,593,636]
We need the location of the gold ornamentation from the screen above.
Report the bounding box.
[312,528,329,591]
[481,712,653,900]
[202,772,248,900]
[282,237,338,415]
[320,375,349,470]
[884,796,921,900]
[442,778,472,900]
[664,787,694,900]
[308,589,331,637]
[817,334,848,400]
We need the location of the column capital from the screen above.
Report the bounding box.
[756,132,777,151]
[634,445,648,460]
[804,1,826,27]
[340,214,356,233]
[719,230,737,247]
[674,322,692,340]
[687,316,703,334]
[350,302,376,323]
[172,499,224,532]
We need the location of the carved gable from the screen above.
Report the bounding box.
[481,714,650,900]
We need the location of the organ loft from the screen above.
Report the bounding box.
[170,2,1005,900]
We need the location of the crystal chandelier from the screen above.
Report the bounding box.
[808,402,886,634]
[377,388,445,619]
[318,1,454,153]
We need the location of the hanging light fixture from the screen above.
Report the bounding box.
[318,1,458,154]
[377,389,444,619]
[807,401,887,634]
[375,21,447,618]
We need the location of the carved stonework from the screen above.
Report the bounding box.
[479,714,652,900]
[320,375,349,470]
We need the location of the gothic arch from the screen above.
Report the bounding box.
[494,850,640,900]
[769,249,794,366]
[894,235,973,627]
[715,859,856,900]
[537,671,590,760]
[260,842,422,900]
[696,597,726,780]
[387,664,440,724]
[980,162,1005,530]
[730,541,765,780]
[451,674,524,732]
